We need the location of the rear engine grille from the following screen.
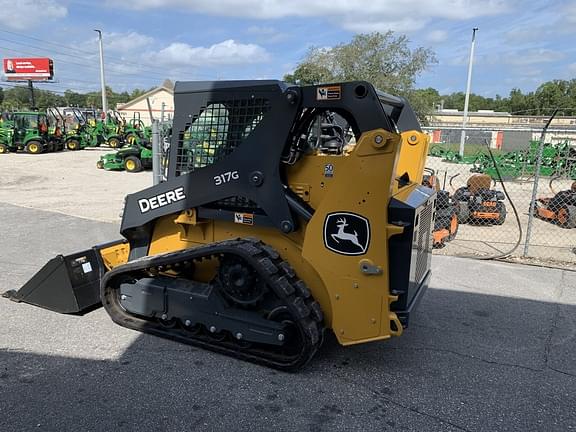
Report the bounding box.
[415,200,433,283]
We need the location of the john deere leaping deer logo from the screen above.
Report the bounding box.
[332,217,365,250]
[324,212,370,255]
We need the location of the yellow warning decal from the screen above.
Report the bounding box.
[234,212,254,225]
[317,85,341,100]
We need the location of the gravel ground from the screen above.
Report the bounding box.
[0,150,573,263]
[1,203,575,432]
[0,149,150,222]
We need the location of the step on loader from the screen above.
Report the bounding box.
[4,80,435,370]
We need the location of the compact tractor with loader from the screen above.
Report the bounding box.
[4,81,435,370]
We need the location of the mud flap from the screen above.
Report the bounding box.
[2,240,126,314]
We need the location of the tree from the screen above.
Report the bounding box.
[34,89,65,110]
[284,61,334,85]
[409,87,441,121]
[284,32,437,121]
[64,90,87,107]
[108,90,131,109]
[534,79,576,116]
[130,88,147,99]
[2,86,30,109]
[0,84,166,111]
[507,88,532,114]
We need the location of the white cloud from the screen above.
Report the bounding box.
[245,25,288,43]
[499,49,565,66]
[517,67,543,77]
[104,31,155,53]
[106,0,512,33]
[426,30,449,43]
[0,0,66,29]
[246,26,277,36]
[450,49,565,68]
[343,16,429,33]
[505,28,546,44]
[146,40,270,67]
[565,1,576,23]
[569,63,576,73]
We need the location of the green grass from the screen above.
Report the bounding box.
[429,143,504,157]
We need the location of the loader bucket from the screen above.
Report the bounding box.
[3,240,128,314]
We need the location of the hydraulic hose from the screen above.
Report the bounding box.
[472,139,522,260]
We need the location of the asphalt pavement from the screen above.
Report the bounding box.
[1,202,575,432]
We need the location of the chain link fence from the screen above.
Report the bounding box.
[423,126,576,265]
[151,118,173,184]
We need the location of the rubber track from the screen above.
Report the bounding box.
[101,238,324,371]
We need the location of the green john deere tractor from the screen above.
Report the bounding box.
[123,113,151,146]
[104,111,127,148]
[95,119,123,148]
[0,111,58,154]
[46,108,67,152]
[64,109,124,150]
[96,141,152,173]
[62,109,92,151]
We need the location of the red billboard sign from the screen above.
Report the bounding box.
[3,58,54,81]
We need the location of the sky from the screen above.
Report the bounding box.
[0,0,575,98]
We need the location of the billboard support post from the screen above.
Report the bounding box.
[27,80,35,109]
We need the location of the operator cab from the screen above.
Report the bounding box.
[13,112,48,143]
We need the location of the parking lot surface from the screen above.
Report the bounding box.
[0,150,150,222]
[1,201,575,432]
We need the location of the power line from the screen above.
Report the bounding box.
[0,44,97,70]
[34,82,99,93]
[0,29,96,57]
[1,81,154,99]
[0,36,97,62]
[0,82,68,95]
[47,75,99,85]
[1,80,94,94]
[0,35,169,80]
[0,29,158,74]
[0,28,217,80]
[0,44,169,82]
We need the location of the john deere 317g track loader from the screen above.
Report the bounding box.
[4,80,435,370]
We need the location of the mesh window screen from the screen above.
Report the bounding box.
[175,97,271,176]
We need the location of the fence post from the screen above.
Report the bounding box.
[152,119,162,185]
[523,109,559,257]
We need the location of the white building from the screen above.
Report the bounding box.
[116,80,174,126]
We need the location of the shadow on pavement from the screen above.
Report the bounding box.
[1,287,575,432]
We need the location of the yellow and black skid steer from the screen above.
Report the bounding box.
[4,80,435,371]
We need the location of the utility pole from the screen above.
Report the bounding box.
[459,27,478,158]
[94,29,108,120]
